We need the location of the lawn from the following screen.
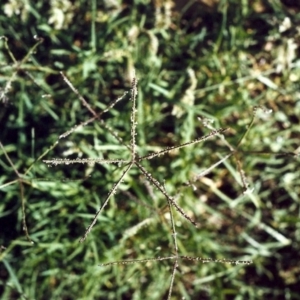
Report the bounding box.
[0,0,300,299]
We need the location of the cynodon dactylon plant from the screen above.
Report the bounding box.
[42,73,254,298]
[1,38,298,298]
[42,72,299,297]
[43,74,228,242]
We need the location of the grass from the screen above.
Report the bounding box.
[1,0,300,299]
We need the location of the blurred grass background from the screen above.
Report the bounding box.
[0,0,300,299]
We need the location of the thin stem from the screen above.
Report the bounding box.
[60,72,97,116]
[136,162,198,227]
[0,179,19,189]
[0,142,33,243]
[162,182,178,254]
[130,77,138,160]
[43,158,130,165]
[191,152,234,182]
[138,128,227,161]
[79,162,133,242]
[167,260,178,300]
[234,154,249,193]
[165,179,179,300]
[99,255,178,266]
[236,106,262,149]
[99,254,252,266]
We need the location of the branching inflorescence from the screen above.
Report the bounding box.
[43,74,227,242]
[42,73,253,299]
[1,38,273,299]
